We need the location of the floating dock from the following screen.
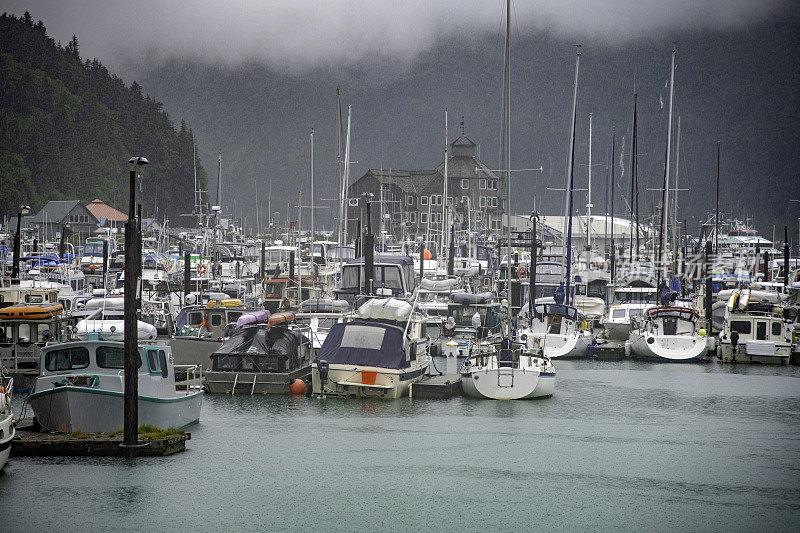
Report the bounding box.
[12,419,189,457]
[593,340,626,361]
[410,374,462,399]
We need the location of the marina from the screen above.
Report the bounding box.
[1,1,800,530]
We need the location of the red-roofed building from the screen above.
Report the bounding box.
[86,199,128,225]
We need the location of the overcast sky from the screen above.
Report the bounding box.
[3,1,791,69]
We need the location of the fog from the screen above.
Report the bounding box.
[3,1,790,69]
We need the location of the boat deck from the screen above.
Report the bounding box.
[409,373,462,399]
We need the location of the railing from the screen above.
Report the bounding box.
[173,364,203,394]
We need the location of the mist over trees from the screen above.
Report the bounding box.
[0,12,208,221]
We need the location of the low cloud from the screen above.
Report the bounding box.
[5,0,789,69]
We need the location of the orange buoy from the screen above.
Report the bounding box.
[423,249,432,260]
[289,379,306,395]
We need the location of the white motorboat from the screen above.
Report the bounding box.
[718,289,792,364]
[601,287,658,341]
[28,340,203,433]
[311,298,430,399]
[518,302,592,358]
[0,375,14,471]
[628,306,710,362]
[460,339,555,400]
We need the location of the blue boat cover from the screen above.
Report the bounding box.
[317,321,408,369]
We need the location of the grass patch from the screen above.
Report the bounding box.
[70,430,90,439]
[137,424,185,440]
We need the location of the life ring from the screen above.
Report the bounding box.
[517,266,527,278]
[196,263,207,275]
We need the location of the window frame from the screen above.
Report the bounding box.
[45,346,90,372]
[406,195,414,206]
[479,179,487,190]
[420,196,428,206]
[461,178,469,189]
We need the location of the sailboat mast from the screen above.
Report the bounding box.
[341,106,353,246]
[630,92,639,261]
[310,128,315,243]
[216,152,222,207]
[658,45,676,282]
[610,128,616,283]
[672,115,681,269]
[587,112,593,255]
[442,111,449,262]
[192,133,199,214]
[503,0,512,321]
[563,46,581,305]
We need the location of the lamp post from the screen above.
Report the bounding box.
[11,205,31,280]
[123,156,147,455]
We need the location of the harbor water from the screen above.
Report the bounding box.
[3,360,800,532]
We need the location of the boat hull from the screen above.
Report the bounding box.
[718,341,790,365]
[205,366,311,394]
[311,362,428,399]
[539,332,591,359]
[461,368,541,400]
[628,332,708,362]
[0,414,13,470]
[29,387,203,433]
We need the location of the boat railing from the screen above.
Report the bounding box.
[173,364,203,394]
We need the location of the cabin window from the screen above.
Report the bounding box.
[730,321,751,335]
[228,312,242,324]
[772,322,782,336]
[96,345,141,369]
[25,294,44,304]
[612,309,626,319]
[341,266,359,289]
[158,350,169,378]
[45,346,90,371]
[0,325,12,344]
[146,349,161,375]
[629,309,643,318]
[187,312,203,326]
[37,324,51,343]
[756,321,767,340]
[18,323,31,344]
[211,314,222,326]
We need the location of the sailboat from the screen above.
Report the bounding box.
[460,0,555,400]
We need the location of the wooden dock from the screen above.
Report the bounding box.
[410,374,462,399]
[12,419,189,457]
[593,340,626,361]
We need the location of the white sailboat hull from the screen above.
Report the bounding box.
[461,367,541,400]
[628,332,708,362]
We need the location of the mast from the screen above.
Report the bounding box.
[216,152,222,207]
[672,115,681,269]
[586,112,593,256]
[442,111,449,262]
[192,133,199,215]
[335,87,344,245]
[503,0,512,322]
[658,44,676,283]
[310,128,315,244]
[715,141,720,253]
[563,45,581,305]
[341,106,353,246]
[610,128,616,283]
[630,92,639,261]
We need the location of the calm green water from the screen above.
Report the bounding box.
[2,360,800,532]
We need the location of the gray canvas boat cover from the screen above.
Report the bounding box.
[317,321,409,369]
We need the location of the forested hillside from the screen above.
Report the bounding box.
[0,12,207,220]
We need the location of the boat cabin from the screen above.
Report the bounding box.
[335,255,416,304]
[529,303,586,336]
[0,304,72,371]
[638,307,700,336]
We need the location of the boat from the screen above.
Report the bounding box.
[628,306,710,361]
[718,289,792,364]
[205,312,313,394]
[28,340,203,432]
[601,286,658,340]
[0,302,63,320]
[0,374,13,471]
[518,302,592,358]
[460,339,555,400]
[310,298,430,398]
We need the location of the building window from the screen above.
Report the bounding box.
[491,219,501,230]
[407,195,414,206]
[490,179,498,190]
[431,213,442,224]
[420,213,428,224]
[480,179,487,190]
[431,195,442,206]
[461,196,469,205]
[420,196,428,206]
[408,212,417,224]
[479,197,486,208]
[489,197,498,208]
[447,197,453,207]
[461,178,469,189]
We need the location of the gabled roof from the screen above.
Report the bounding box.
[86,199,128,222]
[451,135,476,147]
[30,200,87,224]
[364,169,441,195]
